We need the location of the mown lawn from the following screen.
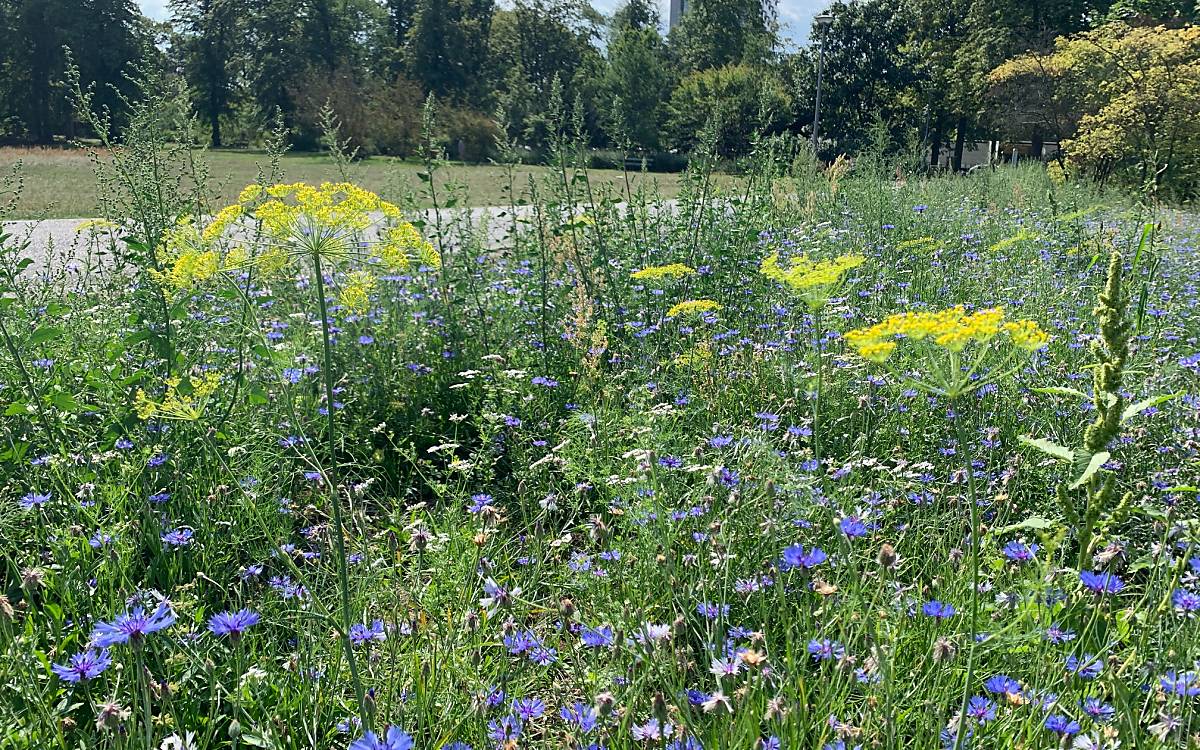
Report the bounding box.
[0,147,698,219]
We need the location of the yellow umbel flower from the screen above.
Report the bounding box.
[667,299,722,317]
[844,305,1050,398]
[761,252,864,309]
[135,372,222,421]
[338,270,377,313]
[631,263,696,280]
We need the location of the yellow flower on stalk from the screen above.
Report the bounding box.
[151,182,437,299]
[844,305,1050,398]
[338,270,377,313]
[667,299,722,317]
[761,252,864,309]
[674,342,714,367]
[631,263,696,280]
[135,372,222,421]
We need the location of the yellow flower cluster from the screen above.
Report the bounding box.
[150,182,438,298]
[667,299,722,317]
[338,270,377,313]
[673,342,714,367]
[760,252,865,309]
[896,237,942,254]
[988,228,1037,253]
[844,306,1050,364]
[631,263,696,280]
[135,372,222,421]
[149,218,246,298]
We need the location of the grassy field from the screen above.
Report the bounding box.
[0,147,699,219]
[4,157,1200,750]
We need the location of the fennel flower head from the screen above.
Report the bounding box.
[844,305,1050,398]
[151,182,438,311]
[760,251,864,310]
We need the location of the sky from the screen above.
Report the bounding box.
[137,0,825,48]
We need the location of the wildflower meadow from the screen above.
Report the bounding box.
[2,126,1200,750]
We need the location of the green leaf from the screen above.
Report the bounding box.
[995,516,1058,535]
[1069,450,1110,490]
[50,392,80,412]
[1165,486,1200,494]
[3,401,29,416]
[29,326,63,346]
[1018,435,1073,462]
[1031,386,1088,400]
[1121,392,1181,422]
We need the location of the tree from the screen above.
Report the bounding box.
[669,0,778,72]
[603,4,673,150]
[407,0,494,102]
[989,22,1200,196]
[667,63,791,156]
[790,0,917,157]
[171,0,242,147]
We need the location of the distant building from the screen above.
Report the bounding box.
[669,0,687,29]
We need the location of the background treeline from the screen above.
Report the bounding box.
[0,0,1197,192]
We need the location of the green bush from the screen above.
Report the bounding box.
[667,64,793,157]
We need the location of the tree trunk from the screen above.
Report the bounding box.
[210,106,222,148]
[1031,129,1044,160]
[952,116,967,172]
[930,119,943,171]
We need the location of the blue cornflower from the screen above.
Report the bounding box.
[148,491,171,504]
[983,675,1022,695]
[761,738,782,750]
[1172,588,1200,614]
[839,516,868,539]
[1081,697,1115,722]
[1044,715,1081,736]
[1045,623,1076,644]
[91,601,176,647]
[708,435,733,448]
[487,715,522,744]
[806,638,844,661]
[349,726,415,750]
[1066,653,1104,680]
[779,544,827,571]
[1002,541,1038,562]
[966,696,996,723]
[1160,670,1200,696]
[580,625,614,648]
[161,528,193,547]
[349,620,386,646]
[208,609,260,641]
[560,702,598,733]
[51,649,111,683]
[1079,570,1124,595]
[922,600,956,619]
[512,697,545,721]
[531,376,558,387]
[20,491,51,510]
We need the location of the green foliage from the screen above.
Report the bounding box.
[667,64,791,157]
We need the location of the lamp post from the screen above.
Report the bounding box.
[810,11,834,155]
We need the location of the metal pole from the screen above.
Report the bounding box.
[811,25,827,154]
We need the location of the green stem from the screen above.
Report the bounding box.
[309,247,369,727]
[951,400,980,750]
[813,305,825,467]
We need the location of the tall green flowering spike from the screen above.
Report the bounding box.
[1084,251,1131,454]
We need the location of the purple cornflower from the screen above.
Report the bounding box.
[1079,571,1124,595]
[1081,697,1115,722]
[208,609,261,641]
[51,649,111,683]
[91,601,176,647]
[631,718,673,741]
[839,515,868,538]
[349,726,415,750]
[487,715,522,744]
